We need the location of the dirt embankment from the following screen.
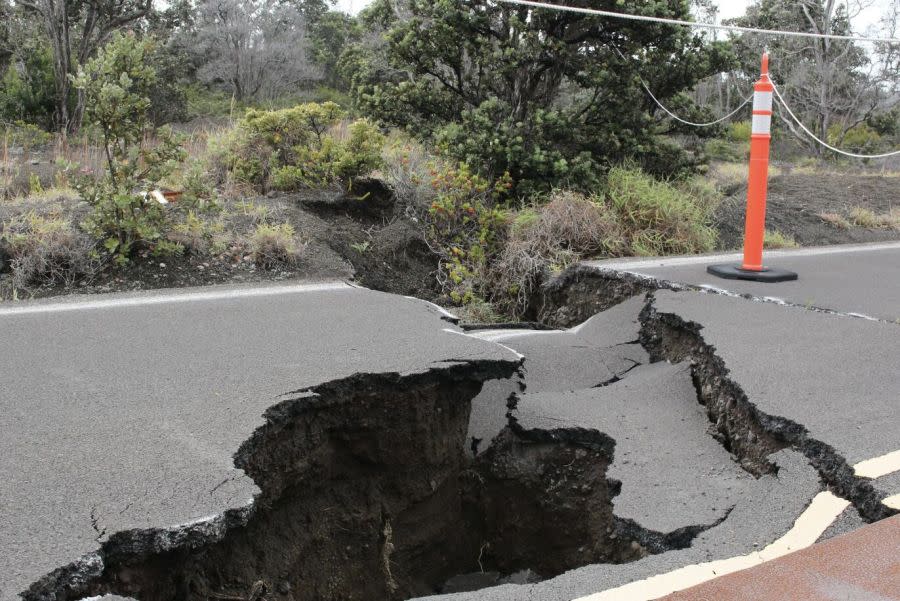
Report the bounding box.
[0,179,443,304]
[715,172,900,249]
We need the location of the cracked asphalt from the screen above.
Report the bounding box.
[584,240,900,322]
[651,289,900,467]
[0,282,519,601]
[3,239,899,601]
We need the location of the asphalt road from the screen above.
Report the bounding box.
[584,241,900,322]
[466,296,647,455]
[0,282,519,601]
[3,250,898,601]
[515,362,757,534]
[652,289,900,467]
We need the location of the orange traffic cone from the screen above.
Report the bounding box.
[708,53,798,283]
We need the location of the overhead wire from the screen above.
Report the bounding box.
[499,0,900,159]
[492,0,900,44]
[771,82,900,159]
[608,43,752,127]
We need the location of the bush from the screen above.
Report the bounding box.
[168,211,229,256]
[0,45,56,128]
[435,99,604,195]
[71,33,186,265]
[602,166,717,256]
[424,163,511,304]
[0,212,100,288]
[828,124,882,154]
[491,191,622,316]
[380,136,443,212]
[705,138,747,162]
[217,103,384,192]
[250,222,303,269]
[728,121,751,142]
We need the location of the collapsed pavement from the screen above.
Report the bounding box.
[1,251,899,601]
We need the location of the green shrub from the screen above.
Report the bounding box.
[168,211,228,255]
[602,166,717,256]
[0,121,52,151]
[250,222,303,269]
[380,135,443,211]
[424,163,511,304]
[435,98,604,196]
[704,138,747,162]
[71,33,186,265]
[0,46,56,128]
[0,212,100,288]
[217,103,384,192]
[637,136,702,180]
[828,124,882,153]
[728,121,751,142]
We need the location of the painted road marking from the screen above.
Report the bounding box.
[583,241,900,271]
[854,449,900,479]
[573,492,850,601]
[0,281,354,317]
[573,448,900,601]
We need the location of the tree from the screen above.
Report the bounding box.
[280,0,333,23]
[309,10,361,89]
[72,32,185,263]
[16,0,152,132]
[729,0,900,155]
[342,0,734,193]
[193,0,319,102]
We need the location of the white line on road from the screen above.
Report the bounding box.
[584,241,900,272]
[0,281,354,317]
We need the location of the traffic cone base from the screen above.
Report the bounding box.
[707,263,798,283]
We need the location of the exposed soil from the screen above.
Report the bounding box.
[36,361,681,601]
[714,172,900,249]
[639,295,895,522]
[0,179,442,303]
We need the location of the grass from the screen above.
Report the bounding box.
[848,206,900,229]
[819,212,852,229]
[603,166,718,257]
[249,222,304,269]
[763,229,800,249]
[0,211,101,288]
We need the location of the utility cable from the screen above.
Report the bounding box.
[608,44,753,127]
[492,0,900,44]
[771,82,900,159]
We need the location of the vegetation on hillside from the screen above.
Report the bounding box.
[1,0,898,315]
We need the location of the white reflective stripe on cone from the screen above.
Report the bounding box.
[752,114,772,135]
[753,90,773,111]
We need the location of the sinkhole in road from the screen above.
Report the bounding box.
[70,363,679,601]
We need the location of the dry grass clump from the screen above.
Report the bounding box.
[490,191,622,316]
[819,212,852,229]
[848,206,900,229]
[378,135,444,214]
[249,222,304,269]
[0,212,101,288]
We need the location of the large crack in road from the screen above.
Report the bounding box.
[3,273,898,601]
